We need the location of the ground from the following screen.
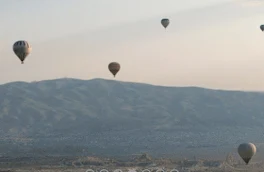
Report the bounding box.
[0,153,262,172]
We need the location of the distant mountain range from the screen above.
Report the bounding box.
[0,78,264,158]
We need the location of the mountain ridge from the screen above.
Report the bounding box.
[1,77,260,92]
[0,77,263,157]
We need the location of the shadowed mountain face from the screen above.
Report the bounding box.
[0,78,264,157]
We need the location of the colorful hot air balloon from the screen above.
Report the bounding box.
[13,40,32,64]
[108,62,120,77]
[161,18,170,29]
[238,143,256,165]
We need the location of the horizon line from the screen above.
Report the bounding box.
[1,77,264,93]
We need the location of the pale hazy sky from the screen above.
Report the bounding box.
[1,0,264,91]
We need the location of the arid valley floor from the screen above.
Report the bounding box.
[0,153,263,172]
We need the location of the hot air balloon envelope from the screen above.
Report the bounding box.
[260,25,264,31]
[161,18,170,29]
[238,143,256,165]
[13,40,32,64]
[108,62,120,77]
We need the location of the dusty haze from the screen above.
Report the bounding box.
[0,0,264,91]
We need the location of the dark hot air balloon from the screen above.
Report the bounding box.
[161,18,170,29]
[260,25,264,32]
[108,62,120,77]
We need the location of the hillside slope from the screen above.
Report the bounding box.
[0,78,263,156]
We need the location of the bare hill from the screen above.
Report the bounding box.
[0,78,263,157]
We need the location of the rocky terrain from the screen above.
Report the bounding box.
[0,153,262,172]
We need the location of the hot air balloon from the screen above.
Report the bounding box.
[238,143,256,164]
[108,62,120,77]
[260,25,264,32]
[13,40,32,64]
[161,18,170,29]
